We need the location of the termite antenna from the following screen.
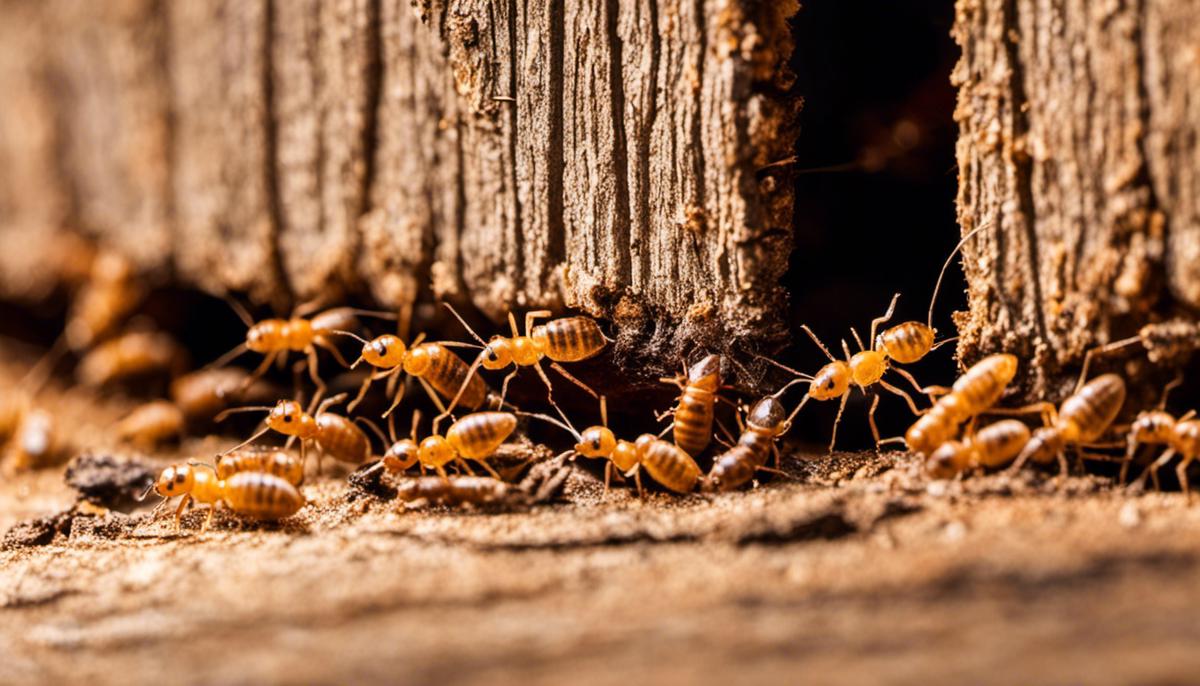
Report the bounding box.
[135,479,157,502]
[928,221,994,331]
[331,330,370,368]
[354,416,388,448]
[753,353,815,381]
[517,410,581,442]
[331,329,369,344]
[224,293,256,328]
[203,342,250,371]
[442,302,488,347]
[19,332,68,396]
[219,426,272,456]
[214,405,274,423]
[771,376,812,399]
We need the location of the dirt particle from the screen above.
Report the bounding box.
[65,453,156,511]
[346,460,396,501]
[3,513,68,549]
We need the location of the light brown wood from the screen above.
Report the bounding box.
[0,0,799,373]
[953,0,1200,399]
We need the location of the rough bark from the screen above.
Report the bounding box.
[0,0,799,375]
[952,0,1200,400]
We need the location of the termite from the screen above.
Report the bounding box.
[891,353,1020,456]
[115,400,184,450]
[1078,319,1200,382]
[1119,378,1200,494]
[5,408,62,472]
[395,475,514,507]
[925,419,1032,479]
[218,394,373,473]
[332,330,495,416]
[147,463,304,532]
[761,224,993,452]
[702,394,800,492]
[1006,373,1127,477]
[169,368,279,422]
[216,447,305,487]
[526,402,700,495]
[659,354,723,457]
[76,330,186,387]
[65,250,143,351]
[208,299,397,407]
[413,412,518,480]
[439,305,608,432]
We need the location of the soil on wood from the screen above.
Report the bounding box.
[2,357,1199,686]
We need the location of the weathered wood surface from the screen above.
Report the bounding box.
[952,0,1200,400]
[0,0,799,373]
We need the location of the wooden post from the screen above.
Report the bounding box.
[0,0,800,377]
[953,0,1200,400]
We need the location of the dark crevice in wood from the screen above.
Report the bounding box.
[545,0,565,270]
[505,0,524,294]
[605,0,632,278]
[1132,0,1168,311]
[637,0,660,287]
[262,0,294,311]
[360,0,383,251]
[1003,0,1049,351]
[691,0,707,211]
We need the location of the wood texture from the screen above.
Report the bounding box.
[952,0,1200,399]
[0,0,799,374]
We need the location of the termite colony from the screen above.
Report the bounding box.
[2,226,1200,536]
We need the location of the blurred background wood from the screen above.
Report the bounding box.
[953,0,1200,401]
[0,0,799,376]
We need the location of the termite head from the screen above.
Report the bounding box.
[361,334,407,369]
[155,464,194,497]
[849,350,887,388]
[687,354,723,392]
[905,406,951,455]
[1132,410,1175,444]
[482,337,514,370]
[418,435,456,468]
[576,426,616,459]
[383,439,420,472]
[809,361,851,400]
[926,441,970,479]
[266,400,316,438]
[246,320,286,353]
[747,396,787,435]
[1015,427,1063,466]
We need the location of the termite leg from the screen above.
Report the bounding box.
[241,350,279,392]
[173,495,192,532]
[475,459,502,480]
[304,346,327,414]
[533,360,575,437]
[867,393,882,453]
[827,392,850,455]
[524,310,553,337]
[1140,448,1178,492]
[1076,337,1141,394]
[1177,456,1195,503]
[604,462,613,492]
[201,505,216,533]
[315,336,352,369]
[456,458,477,476]
[869,293,900,345]
[879,378,923,416]
[548,361,599,399]
[890,367,928,401]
